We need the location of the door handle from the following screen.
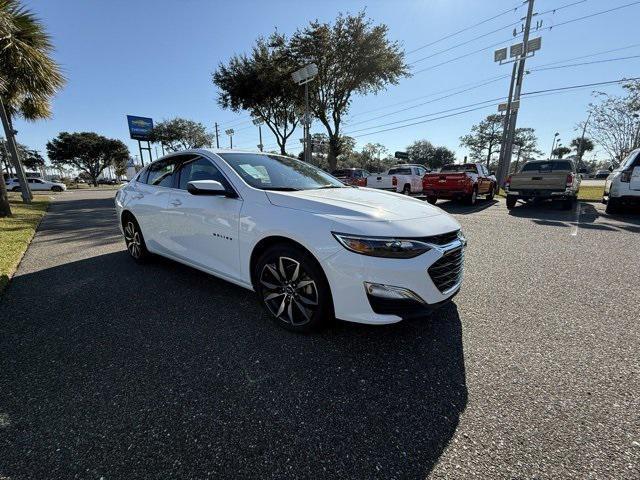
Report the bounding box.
[170,199,182,207]
[132,193,144,199]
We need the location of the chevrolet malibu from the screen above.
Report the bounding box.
[115,150,466,332]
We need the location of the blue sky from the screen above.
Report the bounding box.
[16,0,640,165]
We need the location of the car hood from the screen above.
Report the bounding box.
[265,187,444,221]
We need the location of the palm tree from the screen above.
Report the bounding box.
[0,0,65,216]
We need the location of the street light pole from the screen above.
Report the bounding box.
[291,63,318,164]
[253,118,264,152]
[549,132,559,159]
[576,112,592,171]
[225,129,234,149]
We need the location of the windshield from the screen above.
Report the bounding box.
[219,153,345,191]
[388,167,412,175]
[441,164,477,173]
[617,149,639,171]
[521,160,573,172]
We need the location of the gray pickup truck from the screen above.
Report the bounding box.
[504,159,580,210]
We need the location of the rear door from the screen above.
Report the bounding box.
[165,155,243,280]
[629,151,640,191]
[131,157,181,253]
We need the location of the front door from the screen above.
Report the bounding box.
[165,156,243,280]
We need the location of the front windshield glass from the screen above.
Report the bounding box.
[218,153,345,191]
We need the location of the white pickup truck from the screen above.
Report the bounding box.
[365,164,429,194]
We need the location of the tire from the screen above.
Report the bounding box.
[122,215,150,263]
[506,195,517,209]
[486,183,495,200]
[402,184,411,195]
[11,186,20,192]
[605,198,620,214]
[426,195,437,205]
[563,197,576,210]
[466,187,478,206]
[51,186,63,192]
[254,244,333,333]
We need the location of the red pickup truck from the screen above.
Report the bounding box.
[422,163,497,205]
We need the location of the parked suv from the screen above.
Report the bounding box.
[602,148,640,213]
[505,159,580,209]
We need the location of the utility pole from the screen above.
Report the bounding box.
[496,61,518,181]
[214,122,220,148]
[499,0,536,186]
[576,112,592,172]
[291,64,318,164]
[0,97,32,203]
[549,132,559,159]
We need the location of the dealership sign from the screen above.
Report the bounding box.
[126,115,154,141]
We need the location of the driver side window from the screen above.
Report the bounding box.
[177,157,227,190]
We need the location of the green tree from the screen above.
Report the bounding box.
[406,140,434,166]
[511,127,541,171]
[570,136,595,158]
[46,132,129,186]
[214,33,302,155]
[0,0,65,216]
[149,117,213,152]
[459,114,504,168]
[289,12,409,170]
[431,146,456,169]
[552,146,571,159]
[21,147,44,170]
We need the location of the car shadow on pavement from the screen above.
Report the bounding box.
[508,200,640,232]
[0,250,467,479]
[431,198,498,215]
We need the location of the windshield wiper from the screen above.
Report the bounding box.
[263,187,300,191]
[316,185,343,189]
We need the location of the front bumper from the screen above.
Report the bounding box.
[322,238,465,325]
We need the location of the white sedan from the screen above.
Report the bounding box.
[115,149,465,332]
[7,177,67,192]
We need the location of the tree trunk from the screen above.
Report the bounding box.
[0,97,32,204]
[0,166,11,217]
[486,145,493,169]
[327,135,340,171]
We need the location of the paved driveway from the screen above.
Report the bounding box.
[0,190,638,479]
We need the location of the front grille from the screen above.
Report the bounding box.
[416,230,459,246]
[428,247,464,293]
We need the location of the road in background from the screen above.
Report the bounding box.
[0,190,638,479]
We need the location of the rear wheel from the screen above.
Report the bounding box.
[426,195,437,205]
[486,183,496,200]
[11,186,20,192]
[506,195,517,209]
[51,186,63,192]
[255,245,333,333]
[466,187,478,205]
[402,184,411,195]
[122,215,150,263]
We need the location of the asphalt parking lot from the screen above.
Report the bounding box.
[1,190,639,479]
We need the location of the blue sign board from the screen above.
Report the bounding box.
[126,115,154,141]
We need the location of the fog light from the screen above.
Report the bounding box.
[364,282,425,303]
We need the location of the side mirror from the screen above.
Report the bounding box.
[187,180,231,196]
[608,166,614,172]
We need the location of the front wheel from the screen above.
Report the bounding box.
[11,186,20,192]
[255,245,333,332]
[605,198,621,214]
[426,195,437,205]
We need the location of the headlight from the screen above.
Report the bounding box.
[332,232,431,259]
[457,230,467,246]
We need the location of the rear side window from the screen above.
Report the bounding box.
[522,161,572,172]
[177,157,227,190]
[389,168,412,175]
[441,164,477,173]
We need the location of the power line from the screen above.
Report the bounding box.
[533,42,640,68]
[411,1,639,76]
[348,76,640,139]
[406,2,523,55]
[346,75,509,128]
[531,54,640,72]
